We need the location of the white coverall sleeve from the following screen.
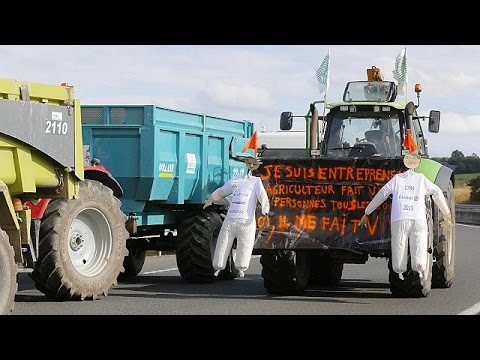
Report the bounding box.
[425,178,451,218]
[255,178,270,215]
[365,178,394,215]
[211,180,234,206]
[211,187,227,202]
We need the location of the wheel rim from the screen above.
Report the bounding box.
[68,208,113,277]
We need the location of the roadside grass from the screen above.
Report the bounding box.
[454,173,480,205]
[454,187,471,204]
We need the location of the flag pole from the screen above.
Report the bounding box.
[404,46,408,104]
[322,47,330,112]
[312,48,331,149]
[320,47,330,144]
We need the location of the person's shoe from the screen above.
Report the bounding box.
[238,270,245,278]
[398,273,404,281]
[214,270,220,277]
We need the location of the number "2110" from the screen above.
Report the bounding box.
[45,120,68,135]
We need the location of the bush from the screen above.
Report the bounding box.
[467,176,480,202]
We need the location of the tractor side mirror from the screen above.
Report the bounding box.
[280,112,293,130]
[428,110,441,133]
[406,101,415,116]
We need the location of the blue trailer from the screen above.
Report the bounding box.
[81,104,254,282]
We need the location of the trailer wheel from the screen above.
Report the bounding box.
[0,229,17,315]
[309,254,343,286]
[432,180,455,288]
[388,198,433,298]
[31,180,128,301]
[176,211,222,283]
[120,248,147,279]
[260,250,310,295]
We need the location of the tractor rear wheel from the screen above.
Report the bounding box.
[31,180,128,300]
[0,228,16,315]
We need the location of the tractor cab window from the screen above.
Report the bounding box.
[343,81,397,102]
[326,112,401,158]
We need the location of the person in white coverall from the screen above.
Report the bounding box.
[359,152,452,280]
[204,156,270,278]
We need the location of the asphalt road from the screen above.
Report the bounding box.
[11,224,480,315]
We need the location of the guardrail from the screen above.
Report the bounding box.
[455,204,480,225]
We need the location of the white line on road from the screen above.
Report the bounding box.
[142,267,178,275]
[119,289,267,299]
[141,255,261,275]
[458,302,480,315]
[457,223,480,229]
[454,223,480,314]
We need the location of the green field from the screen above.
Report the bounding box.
[455,173,480,188]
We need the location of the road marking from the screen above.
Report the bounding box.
[142,267,178,275]
[141,255,260,275]
[458,302,480,315]
[457,223,480,229]
[130,290,268,299]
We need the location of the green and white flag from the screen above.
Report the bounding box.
[393,47,408,95]
[315,50,330,96]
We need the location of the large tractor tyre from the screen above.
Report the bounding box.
[0,229,17,315]
[31,180,129,301]
[309,254,344,287]
[432,180,455,288]
[260,250,310,295]
[119,248,147,279]
[176,211,225,283]
[388,199,433,298]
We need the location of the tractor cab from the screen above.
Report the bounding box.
[275,65,441,160]
[323,67,404,158]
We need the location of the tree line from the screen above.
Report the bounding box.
[431,150,480,174]
[432,150,480,203]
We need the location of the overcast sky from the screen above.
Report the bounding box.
[1,45,478,157]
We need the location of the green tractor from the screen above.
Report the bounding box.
[255,66,455,297]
